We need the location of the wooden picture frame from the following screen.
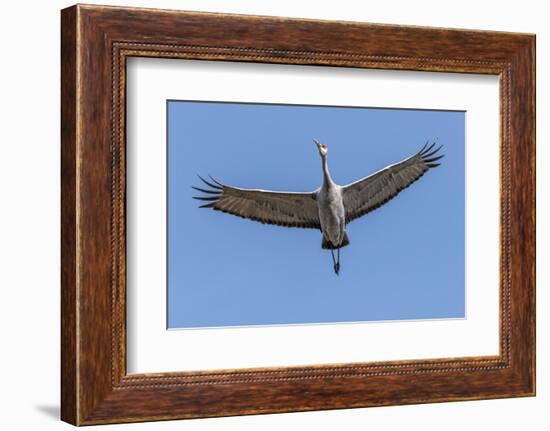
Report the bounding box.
[61,4,535,425]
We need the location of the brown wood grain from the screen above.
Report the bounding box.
[61,4,535,425]
[60,5,78,425]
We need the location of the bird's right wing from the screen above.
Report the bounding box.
[342,142,444,223]
[193,176,321,229]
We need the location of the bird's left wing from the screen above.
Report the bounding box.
[193,175,320,229]
[343,142,444,223]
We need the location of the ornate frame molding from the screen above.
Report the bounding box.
[61,5,535,425]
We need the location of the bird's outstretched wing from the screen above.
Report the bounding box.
[343,142,444,223]
[193,175,320,229]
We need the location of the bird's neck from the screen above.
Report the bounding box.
[321,156,334,187]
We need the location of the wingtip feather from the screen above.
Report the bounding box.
[421,142,436,155]
[191,185,221,194]
[197,174,222,190]
[424,154,445,163]
[423,144,444,159]
[199,202,218,208]
[208,174,224,187]
[193,196,219,201]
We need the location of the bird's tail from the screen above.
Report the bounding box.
[321,232,350,250]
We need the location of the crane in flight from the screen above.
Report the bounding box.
[193,139,443,275]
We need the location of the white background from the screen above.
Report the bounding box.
[0,0,546,430]
[127,59,500,373]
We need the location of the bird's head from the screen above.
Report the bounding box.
[313,139,328,157]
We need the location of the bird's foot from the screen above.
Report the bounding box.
[333,262,340,275]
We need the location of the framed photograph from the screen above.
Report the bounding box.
[61,4,535,425]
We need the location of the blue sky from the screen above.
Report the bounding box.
[167,100,465,329]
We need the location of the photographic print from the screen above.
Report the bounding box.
[61,6,535,423]
[167,101,465,329]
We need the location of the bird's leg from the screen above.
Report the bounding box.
[330,249,338,275]
[336,247,341,275]
[330,248,340,275]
